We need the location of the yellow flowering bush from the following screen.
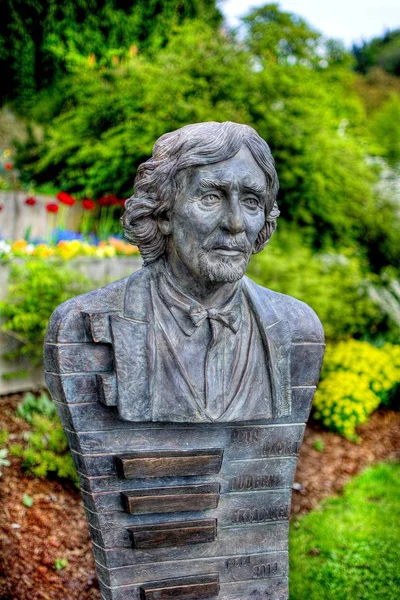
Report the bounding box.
[322,340,400,404]
[314,339,400,439]
[314,372,381,440]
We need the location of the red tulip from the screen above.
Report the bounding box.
[4,162,13,171]
[56,191,75,206]
[118,199,126,208]
[82,199,95,210]
[0,204,3,211]
[98,194,117,207]
[24,197,37,206]
[46,202,59,213]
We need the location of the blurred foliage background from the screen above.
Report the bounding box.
[1,1,400,435]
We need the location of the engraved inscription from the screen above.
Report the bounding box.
[252,561,282,579]
[232,505,289,524]
[225,556,251,570]
[230,474,282,491]
[226,555,287,580]
[231,429,260,444]
[262,441,301,457]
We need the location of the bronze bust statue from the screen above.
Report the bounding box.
[46,121,323,423]
[45,122,325,600]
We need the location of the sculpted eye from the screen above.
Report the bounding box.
[200,193,221,206]
[241,196,260,209]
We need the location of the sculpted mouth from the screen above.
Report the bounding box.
[212,246,245,256]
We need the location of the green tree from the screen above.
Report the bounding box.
[242,3,351,69]
[354,68,400,115]
[0,0,222,105]
[13,6,400,270]
[15,21,254,197]
[353,29,400,76]
[370,93,400,167]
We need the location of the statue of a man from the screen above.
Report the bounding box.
[46,121,323,424]
[45,122,325,600]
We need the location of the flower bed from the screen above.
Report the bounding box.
[0,237,139,261]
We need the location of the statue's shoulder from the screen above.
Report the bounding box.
[45,267,148,343]
[244,277,324,344]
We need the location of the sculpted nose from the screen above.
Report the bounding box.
[223,197,245,234]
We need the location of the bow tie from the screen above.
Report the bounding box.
[189,305,241,333]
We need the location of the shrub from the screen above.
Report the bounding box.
[322,340,400,403]
[10,391,78,486]
[313,340,400,439]
[313,371,381,440]
[16,391,56,423]
[248,230,386,341]
[369,93,400,168]
[0,258,91,368]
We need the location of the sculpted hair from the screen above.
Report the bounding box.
[122,121,280,265]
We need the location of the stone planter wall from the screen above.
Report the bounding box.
[0,256,142,395]
[0,191,84,240]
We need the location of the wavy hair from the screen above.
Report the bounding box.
[122,121,280,265]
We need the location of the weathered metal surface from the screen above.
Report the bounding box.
[45,122,324,599]
[139,574,220,599]
[97,374,118,407]
[98,578,289,600]
[115,450,223,479]
[90,521,288,566]
[128,519,217,550]
[121,483,220,515]
[95,550,288,587]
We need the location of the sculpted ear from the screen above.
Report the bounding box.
[252,200,280,254]
[157,212,172,235]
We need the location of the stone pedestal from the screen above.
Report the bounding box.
[45,326,322,600]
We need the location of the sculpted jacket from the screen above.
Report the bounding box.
[44,263,325,424]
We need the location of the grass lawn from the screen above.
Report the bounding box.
[289,461,400,600]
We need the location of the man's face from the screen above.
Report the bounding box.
[164,146,269,284]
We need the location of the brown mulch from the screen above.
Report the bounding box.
[0,393,399,600]
[0,394,98,600]
[291,409,400,514]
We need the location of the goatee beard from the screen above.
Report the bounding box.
[197,251,249,283]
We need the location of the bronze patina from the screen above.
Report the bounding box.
[45,121,324,600]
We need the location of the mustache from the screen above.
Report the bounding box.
[204,234,252,254]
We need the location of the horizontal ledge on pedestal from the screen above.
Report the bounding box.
[115,449,223,479]
[139,573,220,600]
[121,483,220,515]
[128,518,217,550]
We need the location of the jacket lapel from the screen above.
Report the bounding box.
[109,268,153,421]
[123,267,153,322]
[243,277,292,417]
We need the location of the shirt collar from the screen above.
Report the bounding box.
[157,264,243,337]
